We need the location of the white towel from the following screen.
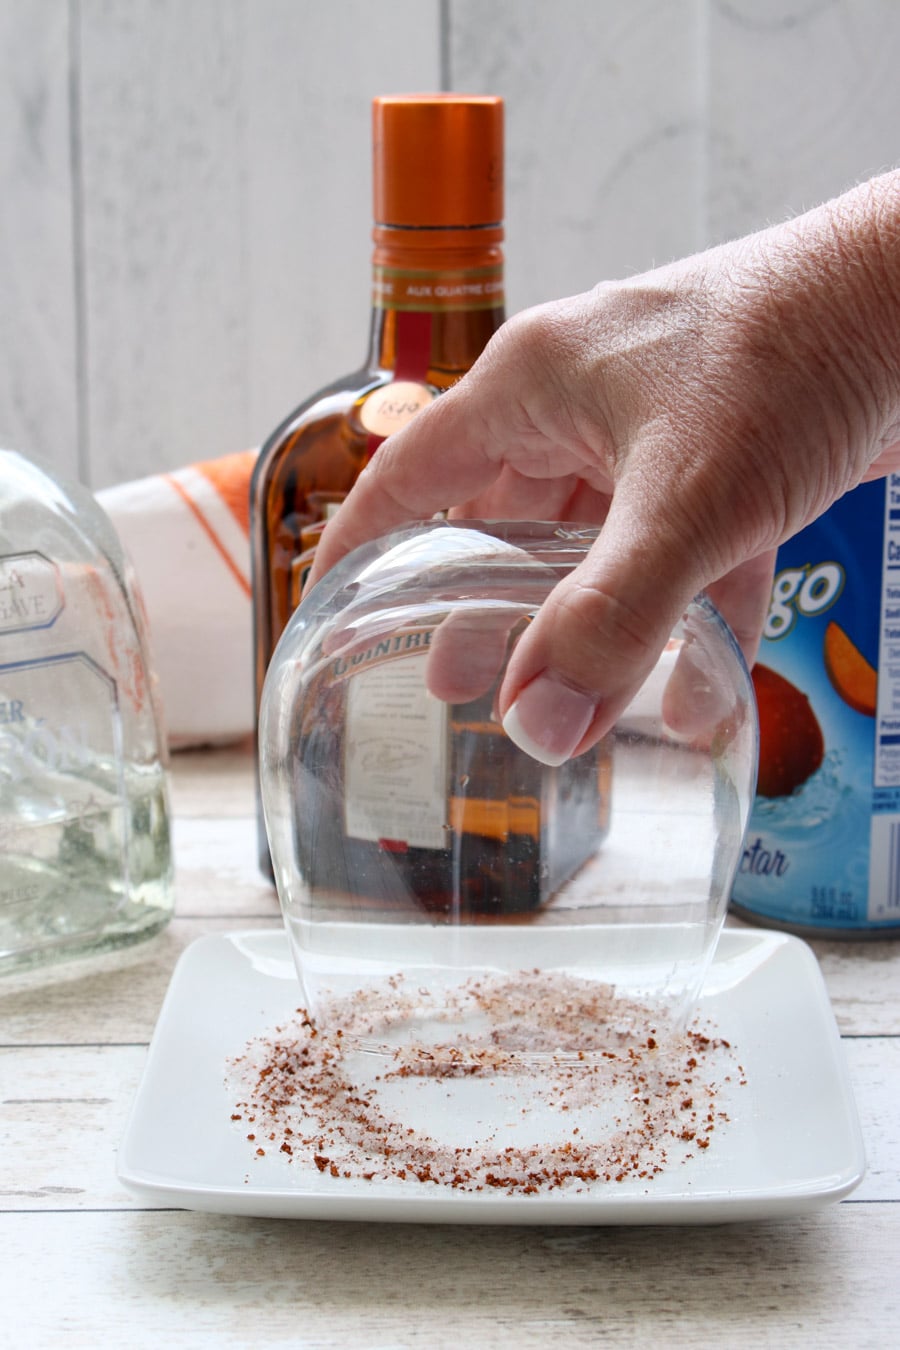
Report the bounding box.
[97,449,258,748]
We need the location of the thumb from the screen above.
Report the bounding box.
[498,485,712,765]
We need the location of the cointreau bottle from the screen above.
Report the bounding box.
[251,95,506,872]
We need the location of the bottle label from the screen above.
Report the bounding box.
[358,380,435,438]
[372,264,504,312]
[731,476,900,931]
[0,553,64,634]
[0,651,120,783]
[342,650,448,850]
[290,502,346,607]
[0,650,123,918]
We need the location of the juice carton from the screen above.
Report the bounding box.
[731,474,900,935]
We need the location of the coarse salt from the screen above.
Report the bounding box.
[226,969,745,1194]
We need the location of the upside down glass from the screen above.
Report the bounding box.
[259,520,758,1057]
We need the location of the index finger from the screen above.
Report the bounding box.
[306,384,500,590]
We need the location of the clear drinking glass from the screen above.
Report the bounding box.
[0,450,174,974]
[260,520,757,1055]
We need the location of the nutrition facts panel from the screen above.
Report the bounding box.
[874,473,900,790]
[870,474,900,917]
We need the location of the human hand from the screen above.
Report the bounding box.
[309,173,900,765]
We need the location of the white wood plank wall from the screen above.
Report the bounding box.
[1,0,898,490]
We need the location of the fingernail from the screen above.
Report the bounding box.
[502,673,598,766]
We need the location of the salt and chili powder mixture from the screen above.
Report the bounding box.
[226,970,745,1194]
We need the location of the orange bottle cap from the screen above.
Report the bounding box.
[372,94,503,228]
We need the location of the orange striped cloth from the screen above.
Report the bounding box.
[97,449,258,748]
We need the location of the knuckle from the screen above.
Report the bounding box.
[554,575,659,668]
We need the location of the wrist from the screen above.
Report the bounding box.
[750,172,900,492]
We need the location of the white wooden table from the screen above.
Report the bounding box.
[2,743,898,1348]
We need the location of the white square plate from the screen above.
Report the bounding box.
[118,927,865,1224]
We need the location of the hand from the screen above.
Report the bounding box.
[309,172,900,764]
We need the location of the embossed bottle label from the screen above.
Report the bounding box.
[0,553,64,633]
[358,380,435,438]
[0,651,122,915]
[0,652,119,786]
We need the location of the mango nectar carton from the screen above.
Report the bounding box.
[731,474,900,935]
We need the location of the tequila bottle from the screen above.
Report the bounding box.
[0,450,174,974]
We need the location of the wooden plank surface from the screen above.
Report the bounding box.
[2,5,899,1340]
[448,0,706,310]
[0,915,278,1047]
[2,743,899,1348]
[3,1207,899,1349]
[77,0,441,487]
[707,0,900,240]
[5,2,900,488]
[0,0,80,478]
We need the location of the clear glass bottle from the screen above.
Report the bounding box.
[0,449,174,974]
[250,94,506,873]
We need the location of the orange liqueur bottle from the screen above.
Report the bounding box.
[251,95,506,871]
